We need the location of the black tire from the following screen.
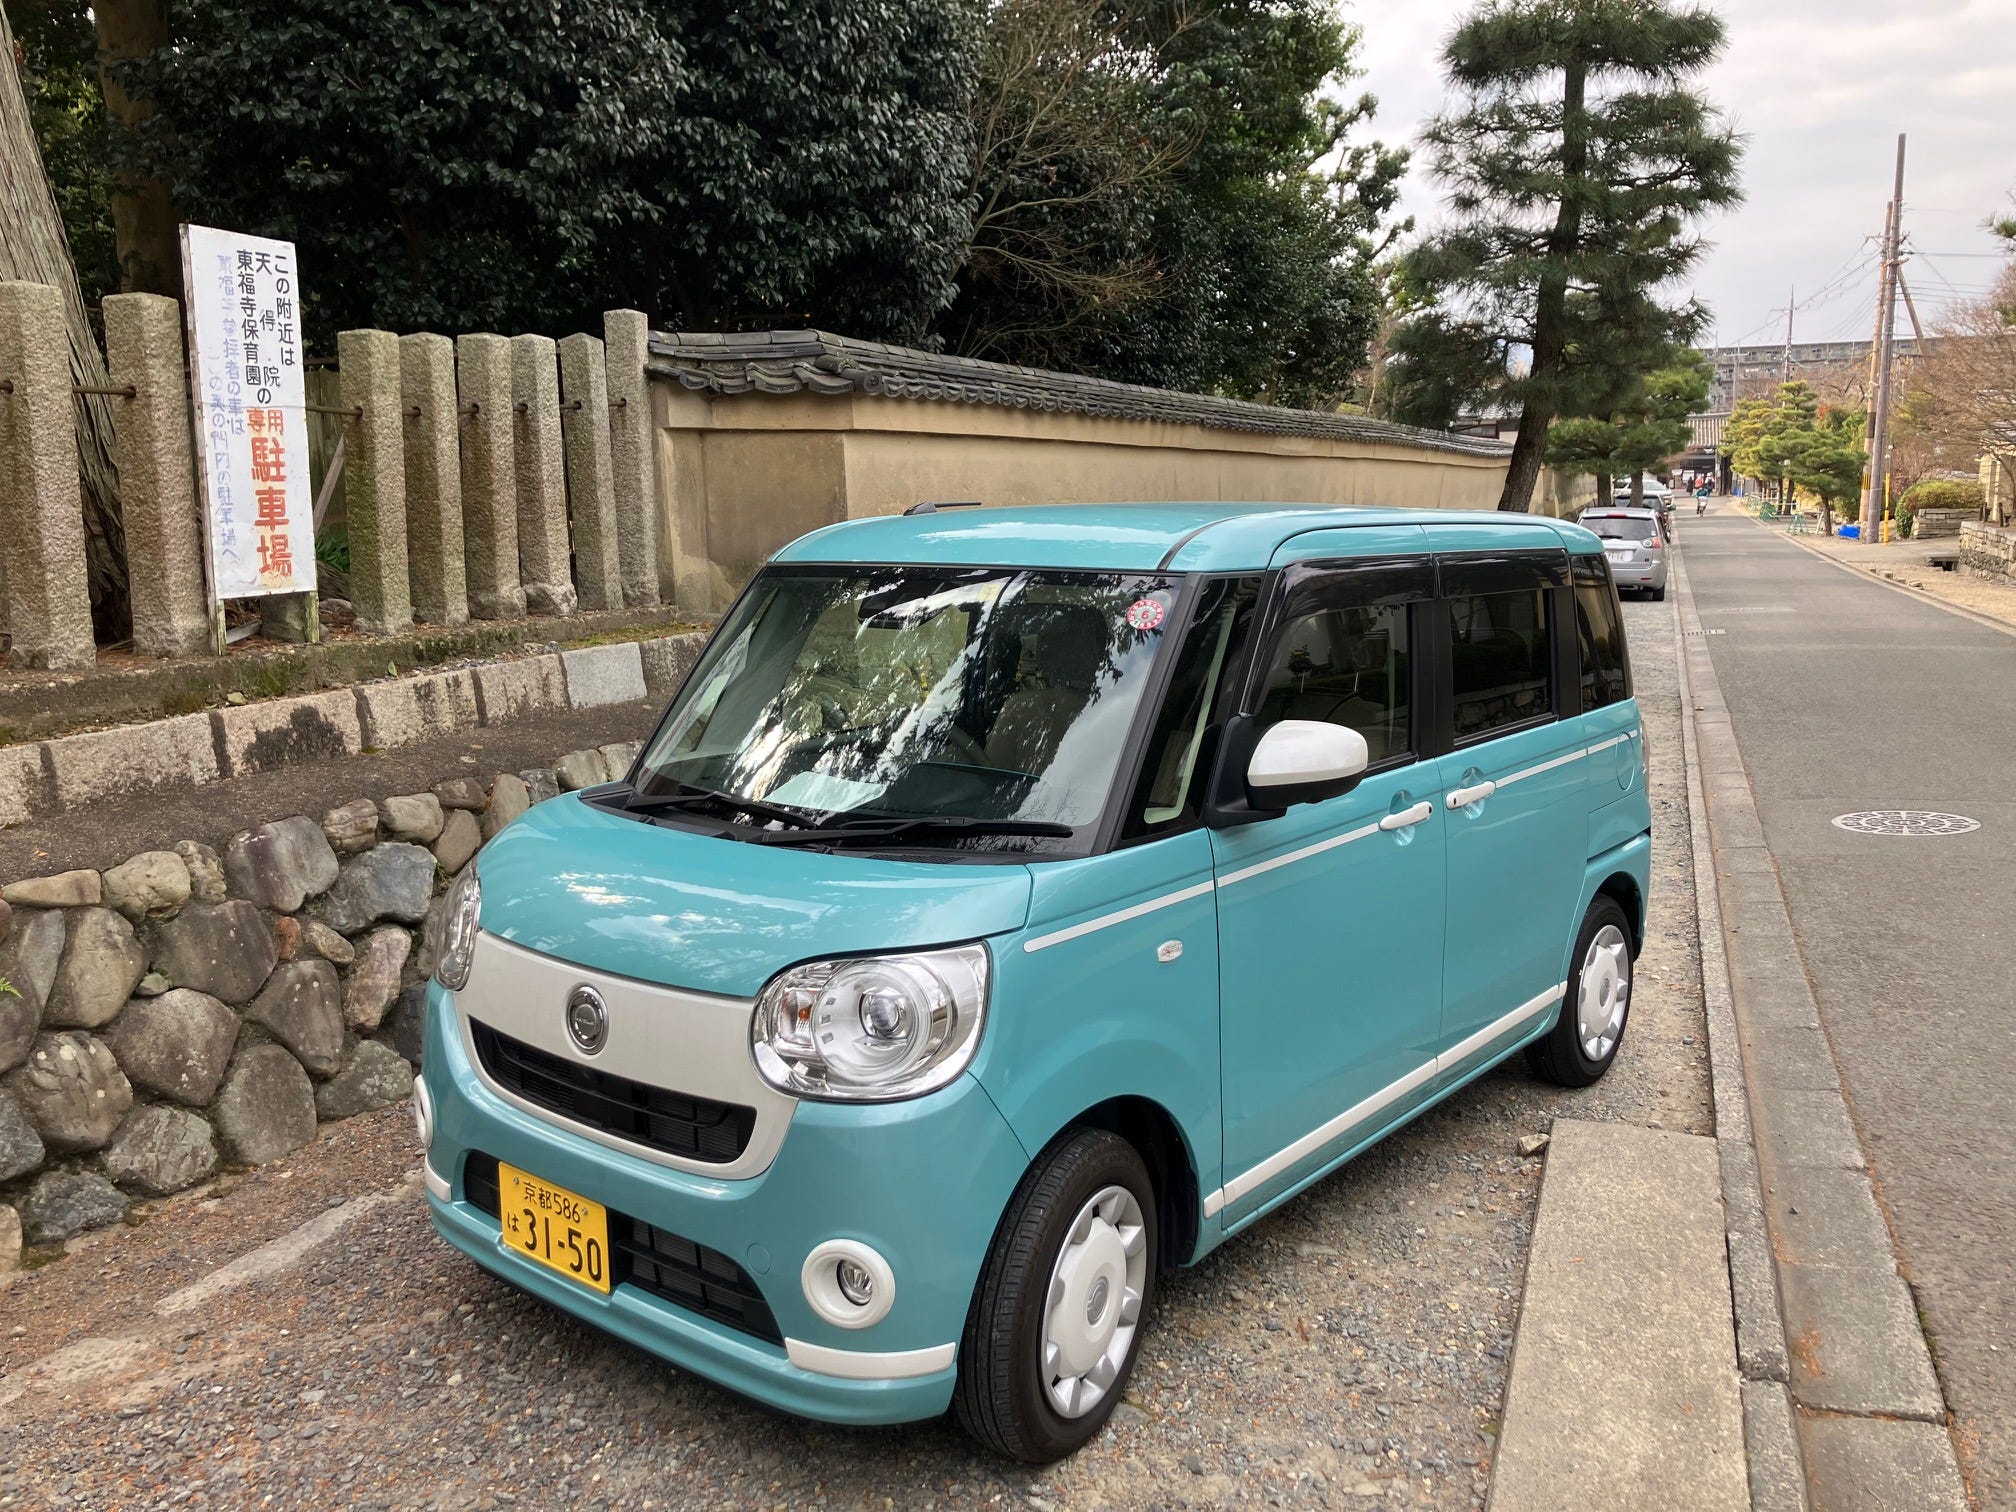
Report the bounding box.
[954,1129,1158,1463]
[1650,585,1667,602]
[1528,895,1635,1087]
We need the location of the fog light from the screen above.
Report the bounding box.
[802,1240,896,1329]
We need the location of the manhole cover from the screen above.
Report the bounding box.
[1831,810,1981,837]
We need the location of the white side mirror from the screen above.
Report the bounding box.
[1246,720,1371,805]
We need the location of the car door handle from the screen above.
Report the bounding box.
[1446,781,1497,810]
[1379,801,1434,832]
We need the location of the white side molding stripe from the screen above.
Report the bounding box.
[1203,982,1567,1217]
[1216,820,1383,889]
[1494,747,1588,789]
[423,1161,451,1203]
[1022,880,1216,953]
[784,1338,957,1380]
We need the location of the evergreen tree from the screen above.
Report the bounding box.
[1395,0,1741,509]
[1546,345,1710,500]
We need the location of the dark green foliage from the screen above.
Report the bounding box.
[9,0,116,308]
[1388,0,1742,508]
[1547,346,1711,490]
[1900,479,1985,512]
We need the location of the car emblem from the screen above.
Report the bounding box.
[565,985,609,1054]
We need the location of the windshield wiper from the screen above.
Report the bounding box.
[750,814,1075,849]
[622,782,820,830]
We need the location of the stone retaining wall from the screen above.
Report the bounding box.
[1914,507,1974,539]
[1960,520,2016,584]
[0,736,651,1267]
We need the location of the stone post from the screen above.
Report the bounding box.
[103,293,210,657]
[603,310,661,608]
[558,333,621,612]
[455,333,523,620]
[510,334,576,616]
[400,333,468,626]
[337,328,411,636]
[0,281,94,669]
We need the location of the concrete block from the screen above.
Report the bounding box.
[561,642,646,709]
[1766,1166,1895,1274]
[103,294,209,657]
[0,282,94,669]
[1727,1228,1791,1384]
[400,333,468,627]
[510,334,575,616]
[354,668,480,750]
[1778,1263,1946,1420]
[456,333,523,620]
[558,333,621,612]
[1755,1089,1867,1172]
[603,310,660,608]
[472,654,565,725]
[1740,1381,1809,1512]
[338,328,411,636]
[1742,1019,1843,1092]
[0,742,48,825]
[1490,1121,1746,1511]
[640,632,704,698]
[212,689,362,777]
[46,713,218,808]
[1798,1414,1967,1512]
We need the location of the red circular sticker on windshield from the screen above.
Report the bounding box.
[1125,597,1166,631]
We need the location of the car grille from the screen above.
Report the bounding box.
[462,1152,782,1345]
[469,1020,755,1165]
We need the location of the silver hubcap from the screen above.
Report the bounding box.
[1577,924,1630,1061]
[1041,1185,1148,1419]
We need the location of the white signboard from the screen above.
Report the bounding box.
[180,224,314,600]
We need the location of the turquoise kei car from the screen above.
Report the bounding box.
[419,502,1650,1462]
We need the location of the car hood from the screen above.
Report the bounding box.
[473,794,1035,998]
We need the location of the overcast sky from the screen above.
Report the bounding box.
[1353,0,2016,351]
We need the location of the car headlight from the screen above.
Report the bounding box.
[751,943,989,1102]
[434,867,481,991]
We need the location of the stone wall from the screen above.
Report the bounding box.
[1960,520,2016,584]
[1914,507,1974,540]
[0,737,643,1263]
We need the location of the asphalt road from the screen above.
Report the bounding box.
[0,597,1708,1510]
[1684,506,2016,1503]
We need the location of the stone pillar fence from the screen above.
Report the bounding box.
[0,279,664,669]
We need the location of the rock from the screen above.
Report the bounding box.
[245,961,345,1078]
[108,989,240,1106]
[153,901,279,1005]
[297,919,355,966]
[321,798,380,855]
[100,851,191,922]
[315,1040,414,1121]
[21,1168,128,1245]
[0,971,39,1077]
[0,1089,44,1181]
[0,1203,18,1273]
[44,908,148,1029]
[343,928,411,1032]
[378,984,427,1068]
[272,914,302,962]
[431,810,481,875]
[598,741,643,780]
[0,909,65,1069]
[1518,1133,1551,1158]
[5,1033,133,1152]
[381,793,445,844]
[0,896,9,941]
[1,870,102,909]
[224,690,248,706]
[432,776,490,812]
[482,774,531,840]
[317,844,437,934]
[103,1106,218,1196]
[519,768,559,805]
[133,971,172,997]
[555,749,609,791]
[175,841,228,905]
[211,1045,317,1165]
[223,815,340,912]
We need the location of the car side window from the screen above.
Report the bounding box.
[1252,599,1413,768]
[1123,578,1262,838]
[1572,558,1630,709]
[1447,588,1551,740]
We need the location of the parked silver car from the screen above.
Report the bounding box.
[1578,507,1668,600]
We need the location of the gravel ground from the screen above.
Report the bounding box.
[0,597,1709,1512]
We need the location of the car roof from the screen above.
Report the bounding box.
[771,502,1603,574]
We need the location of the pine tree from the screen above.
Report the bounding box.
[1397,0,1741,510]
[1546,346,1710,501]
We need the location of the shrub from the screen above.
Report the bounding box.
[1894,500,1916,539]
[1899,479,1984,513]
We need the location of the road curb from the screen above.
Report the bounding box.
[1670,548,1968,1509]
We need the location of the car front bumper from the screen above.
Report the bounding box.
[418,980,1032,1425]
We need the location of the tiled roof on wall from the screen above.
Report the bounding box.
[647,330,1513,460]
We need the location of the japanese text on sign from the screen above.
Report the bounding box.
[180,224,314,599]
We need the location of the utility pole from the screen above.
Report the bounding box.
[1861,134,1907,544]
[1782,287,1795,386]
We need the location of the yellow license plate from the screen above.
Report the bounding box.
[498,1162,612,1295]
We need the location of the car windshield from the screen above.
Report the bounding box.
[1584,515,1659,542]
[631,566,1180,843]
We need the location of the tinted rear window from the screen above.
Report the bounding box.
[1583,516,1658,542]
